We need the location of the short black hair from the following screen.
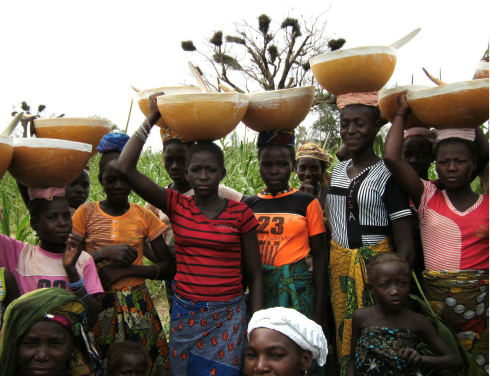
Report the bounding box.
[105,341,149,375]
[366,253,411,285]
[186,141,225,169]
[28,197,67,221]
[434,138,476,160]
[163,139,193,152]
[258,144,296,164]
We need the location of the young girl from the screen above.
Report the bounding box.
[0,186,102,325]
[347,253,462,375]
[243,131,328,376]
[105,341,149,376]
[383,91,489,374]
[327,93,415,375]
[65,169,90,216]
[71,133,175,376]
[145,128,245,313]
[116,94,264,375]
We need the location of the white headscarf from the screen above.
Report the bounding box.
[247,307,328,366]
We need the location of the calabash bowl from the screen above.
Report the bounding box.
[406,79,489,129]
[475,60,489,79]
[378,85,433,128]
[0,137,13,180]
[8,138,92,188]
[241,86,315,132]
[156,93,249,141]
[309,46,397,96]
[137,86,202,128]
[34,117,111,156]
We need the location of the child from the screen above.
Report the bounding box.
[0,186,102,326]
[327,94,415,375]
[105,341,149,376]
[116,94,264,376]
[347,253,462,375]
[383,91,489,374]
[145,128,245,313]
[72,133,175,376]
[65,169,90,216]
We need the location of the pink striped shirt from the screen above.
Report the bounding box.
[418,180,489,271]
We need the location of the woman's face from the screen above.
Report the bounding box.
[65,171,90,209]
[296,157,323,186]
[402,136,433,179]
[340,105,380,155]
[259,146,293,194]
[18,321,73,376]
[99,159,132,204]
[164,141,188,184]
[185,150,225,197]
[435,142,475,190]
[32,199,72,245]
[244,328,312,376]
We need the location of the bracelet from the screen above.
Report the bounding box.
[395,112,408,119]
[80,292,90,300]
[134,120,152,142]
[72,285,85,294]
[154,264,160,279]
[69,278,84,290]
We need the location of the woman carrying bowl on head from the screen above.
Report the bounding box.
[327,92,415,376]
[0,288,102,376]
[384,91,489,375]
[145,127,246,314]
[116,94,264,376]
[71,132,176,376]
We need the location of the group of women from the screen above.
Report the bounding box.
[0,87,487,376]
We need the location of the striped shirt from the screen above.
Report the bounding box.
[418,180,489,271]
[166,190,258,301]
[327,160,411,249]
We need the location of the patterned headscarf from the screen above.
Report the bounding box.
[257,129,295,148]
[248,307,328,366]
[96,132,130,153]
[160,126,190,145]
[337,92,378,110]
[296,143,333,186]
[0,288,102,376]
[404,127,436,147]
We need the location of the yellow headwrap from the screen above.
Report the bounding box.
[296,143,333,186]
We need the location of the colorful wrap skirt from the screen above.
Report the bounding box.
[169,292,247,376]
[329,238,392,376]
[262,258,315,318]
[355,326,420,376]
[90,283,170,376]
[423,270,489,375]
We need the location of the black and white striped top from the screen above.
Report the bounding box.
[327,160,411,249]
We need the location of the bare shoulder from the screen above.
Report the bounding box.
[353,306,376,326]
[405,310,432,332]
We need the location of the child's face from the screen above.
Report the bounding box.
[164,142,188,184]
[259,146,293,194]
[185,150,224,197]
[435,142,476,190]
[33,199,72,244]
[65,171,90,209]
[99,159,132,204]
[402,136,433,179]
[368,262,410,310]
[112,353,148,376]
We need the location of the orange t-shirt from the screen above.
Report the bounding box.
[244,188,326,267]
[72,202,167,290]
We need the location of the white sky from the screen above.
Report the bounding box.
[1,0,488,150]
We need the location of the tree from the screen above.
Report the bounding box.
[181,12,345,102]
[11,102,64,137]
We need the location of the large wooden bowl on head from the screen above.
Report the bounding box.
[156,93,249,142]
[475,60,489,79]
[34,117,111,156]
[406,79,489,129]
[378,85,433,128]
[8,138,92,188]
[137,86,202,128]
[0,137,13,180]
[309,46,397,96]
[241,86,315,132]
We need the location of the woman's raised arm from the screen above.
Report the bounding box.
[383,92,425,208]
[117,94,168,212]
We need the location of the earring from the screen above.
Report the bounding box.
[304,370,308,376]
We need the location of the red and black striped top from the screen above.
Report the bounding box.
[167,190,258,301]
